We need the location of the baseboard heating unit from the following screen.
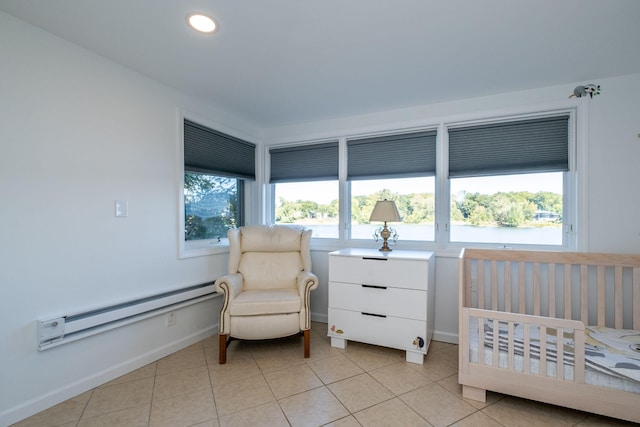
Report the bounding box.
[37,283,218,350]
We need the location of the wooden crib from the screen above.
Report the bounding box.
[458,248,640,423]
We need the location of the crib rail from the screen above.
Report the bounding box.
[461,307,585,382]
[459,249,640,330]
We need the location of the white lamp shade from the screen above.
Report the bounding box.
[369,200,401,222]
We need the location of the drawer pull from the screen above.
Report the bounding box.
[362,257,388,261]
[361,312,387,318]
[361,284,387,290]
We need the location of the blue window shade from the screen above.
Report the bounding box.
[184,119,256,180]
[270,141,339,183]
[448,115,569,178]
[347,130,437,180]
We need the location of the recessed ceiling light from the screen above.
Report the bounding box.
[187,13,217,33]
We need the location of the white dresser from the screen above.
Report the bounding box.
[327,248,435,364]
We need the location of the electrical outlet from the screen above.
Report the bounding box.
[166,311,176,327]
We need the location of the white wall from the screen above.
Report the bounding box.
[584,73,640,253]
[0,12,256,425]
[3,8,640,425]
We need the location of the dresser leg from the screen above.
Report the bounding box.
[330,337,347,349]
[406,351,424,365]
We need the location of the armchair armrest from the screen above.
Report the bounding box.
[297,271,318,296]
[297,270,318,331]
[214,273,244,335]
[214,273,244,300]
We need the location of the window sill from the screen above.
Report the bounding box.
[179,238,230,259]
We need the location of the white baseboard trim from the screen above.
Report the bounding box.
[433,330,458,344]
[310,312,328,324]
[1,325,217,427]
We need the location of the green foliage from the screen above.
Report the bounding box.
[455,190,561,227]
[184,173,239,240]
[276,187,561,229]
[469,205,491,225]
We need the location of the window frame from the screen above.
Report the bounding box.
[266,140,341,241]
[438,109,578,253]
[265,105,582,253]
[349,176,437,243]
[178,111,257,258]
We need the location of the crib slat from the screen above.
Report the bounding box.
[615,266,623,329]
[556,327,564,380]
[519,261,526,314]
[574,328,585,384]
[492,319,499,367]
[491,260,498,311]
[564,264,572,320]
[505,261,512,313]
[549,264,556,318]
[597,265,605,327]
[634,267,640,330]
[534,262,541,316]
[478,261,485,310]
[580,264,588,324]
[507,321,514,371]
[478,316,485,365]
[523,323,530,374]
[540,325,547,376]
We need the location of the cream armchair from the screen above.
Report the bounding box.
[213,225,319,364]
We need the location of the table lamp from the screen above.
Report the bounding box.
[369,200,401,252]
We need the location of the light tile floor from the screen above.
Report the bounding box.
[13,322,637,427]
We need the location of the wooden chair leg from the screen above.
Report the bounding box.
[219,333,227,364]
[304,329,310,358]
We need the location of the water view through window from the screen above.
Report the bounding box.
[275,181,339,238]
[351,177,435,241]
[450,172,563,245]
[274,173,563,245]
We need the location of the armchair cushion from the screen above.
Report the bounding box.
[238,252,302,290]
[229,289,301,316]
[238,225,304,252]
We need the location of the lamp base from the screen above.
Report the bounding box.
[378,238,393,252]
[374,223,397,252]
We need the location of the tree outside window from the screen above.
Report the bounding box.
[184,172,241,241]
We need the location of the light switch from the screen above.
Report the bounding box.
[115,200,128,217]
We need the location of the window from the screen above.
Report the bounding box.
[265,109,576,250]
[270,142,339,238]
[447,115,569,246]
[181,118,255,255]
[274,181,339,238]
[450,172,564,245]
[184,173,241,241]
[351,177,435,240]
[347,130,437,242]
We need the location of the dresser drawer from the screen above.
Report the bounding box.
[329,281,426,321]
[329,255,428,290]
[328,308,427,353]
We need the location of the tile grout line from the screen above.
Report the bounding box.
[76,389,94,426]
[204,341,221,427]
[146,361,158,427]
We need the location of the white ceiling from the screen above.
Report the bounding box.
[2,0,640,128]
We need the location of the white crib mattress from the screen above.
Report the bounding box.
[468,318,640,393]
